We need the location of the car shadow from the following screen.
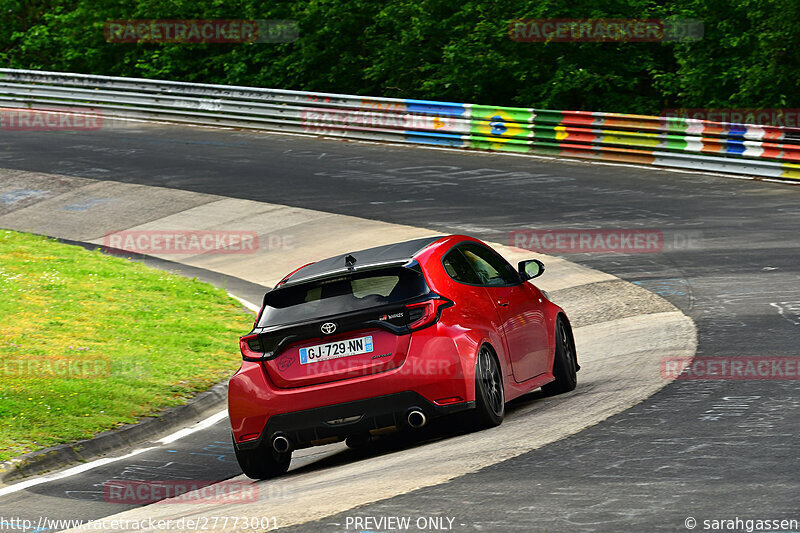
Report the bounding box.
[269,388,552,479]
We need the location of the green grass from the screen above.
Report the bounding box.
[0,230,254,462]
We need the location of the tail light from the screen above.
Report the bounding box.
[434,396,465,405]
[240,334,263,358]
[406,297,453,331]
[239,332,294,361]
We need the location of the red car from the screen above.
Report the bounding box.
[228,235,578,478]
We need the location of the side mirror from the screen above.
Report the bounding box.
[518,259,545,281]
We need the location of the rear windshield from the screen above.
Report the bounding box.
[257,267,429,327]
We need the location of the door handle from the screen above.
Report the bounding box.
[497,300,509,307]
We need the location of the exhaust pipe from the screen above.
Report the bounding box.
[272,434,291,453]
[407,409,427,429]
[345,433,371,449]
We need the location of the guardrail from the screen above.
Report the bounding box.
[1,68,798,180]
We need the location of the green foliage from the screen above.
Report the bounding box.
[0,0,797,113]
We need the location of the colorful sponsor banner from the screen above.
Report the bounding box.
[298,95,800,173]
[470,105,534,142]
[301,108,466,134]
[600,129,660,149]
[357,97,468,118]
[518,110,800,163]
[360,99,407,112]
[781,163,800,179]
[404,132,466,147]
[662,108,800,129]
[302,108,405,130]
[405,99,467,117]
[406,115,466,133]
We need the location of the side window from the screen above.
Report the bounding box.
[442,249,481,284]
[460,244,519,286]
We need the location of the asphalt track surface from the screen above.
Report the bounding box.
[1,122,799,532]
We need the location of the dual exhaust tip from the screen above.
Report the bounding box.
[407,409,427,429]
[272,434,291,454]
[271,409,427,452]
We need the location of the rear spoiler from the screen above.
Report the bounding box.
[278,259,415,288]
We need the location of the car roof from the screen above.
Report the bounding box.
[280,235,445,286]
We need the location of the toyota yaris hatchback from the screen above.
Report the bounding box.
[229,235,578,479]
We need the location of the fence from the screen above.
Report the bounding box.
[1,68,798,180]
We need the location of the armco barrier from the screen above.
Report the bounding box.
[1,68,798,180]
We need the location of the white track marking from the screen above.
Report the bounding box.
[0,446,158,497]
[228,293,260,313]
[0,409,229,497]
[155,409,229,445]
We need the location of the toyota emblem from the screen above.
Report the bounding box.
[320,322,337,335]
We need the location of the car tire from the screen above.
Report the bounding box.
[474,345,505,427]
[232,436,292,480]
[541,316,578,396]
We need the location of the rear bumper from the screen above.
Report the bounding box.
[229,324,477,448]
[234,391,474,451]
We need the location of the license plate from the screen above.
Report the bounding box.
[299,335,373,365]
